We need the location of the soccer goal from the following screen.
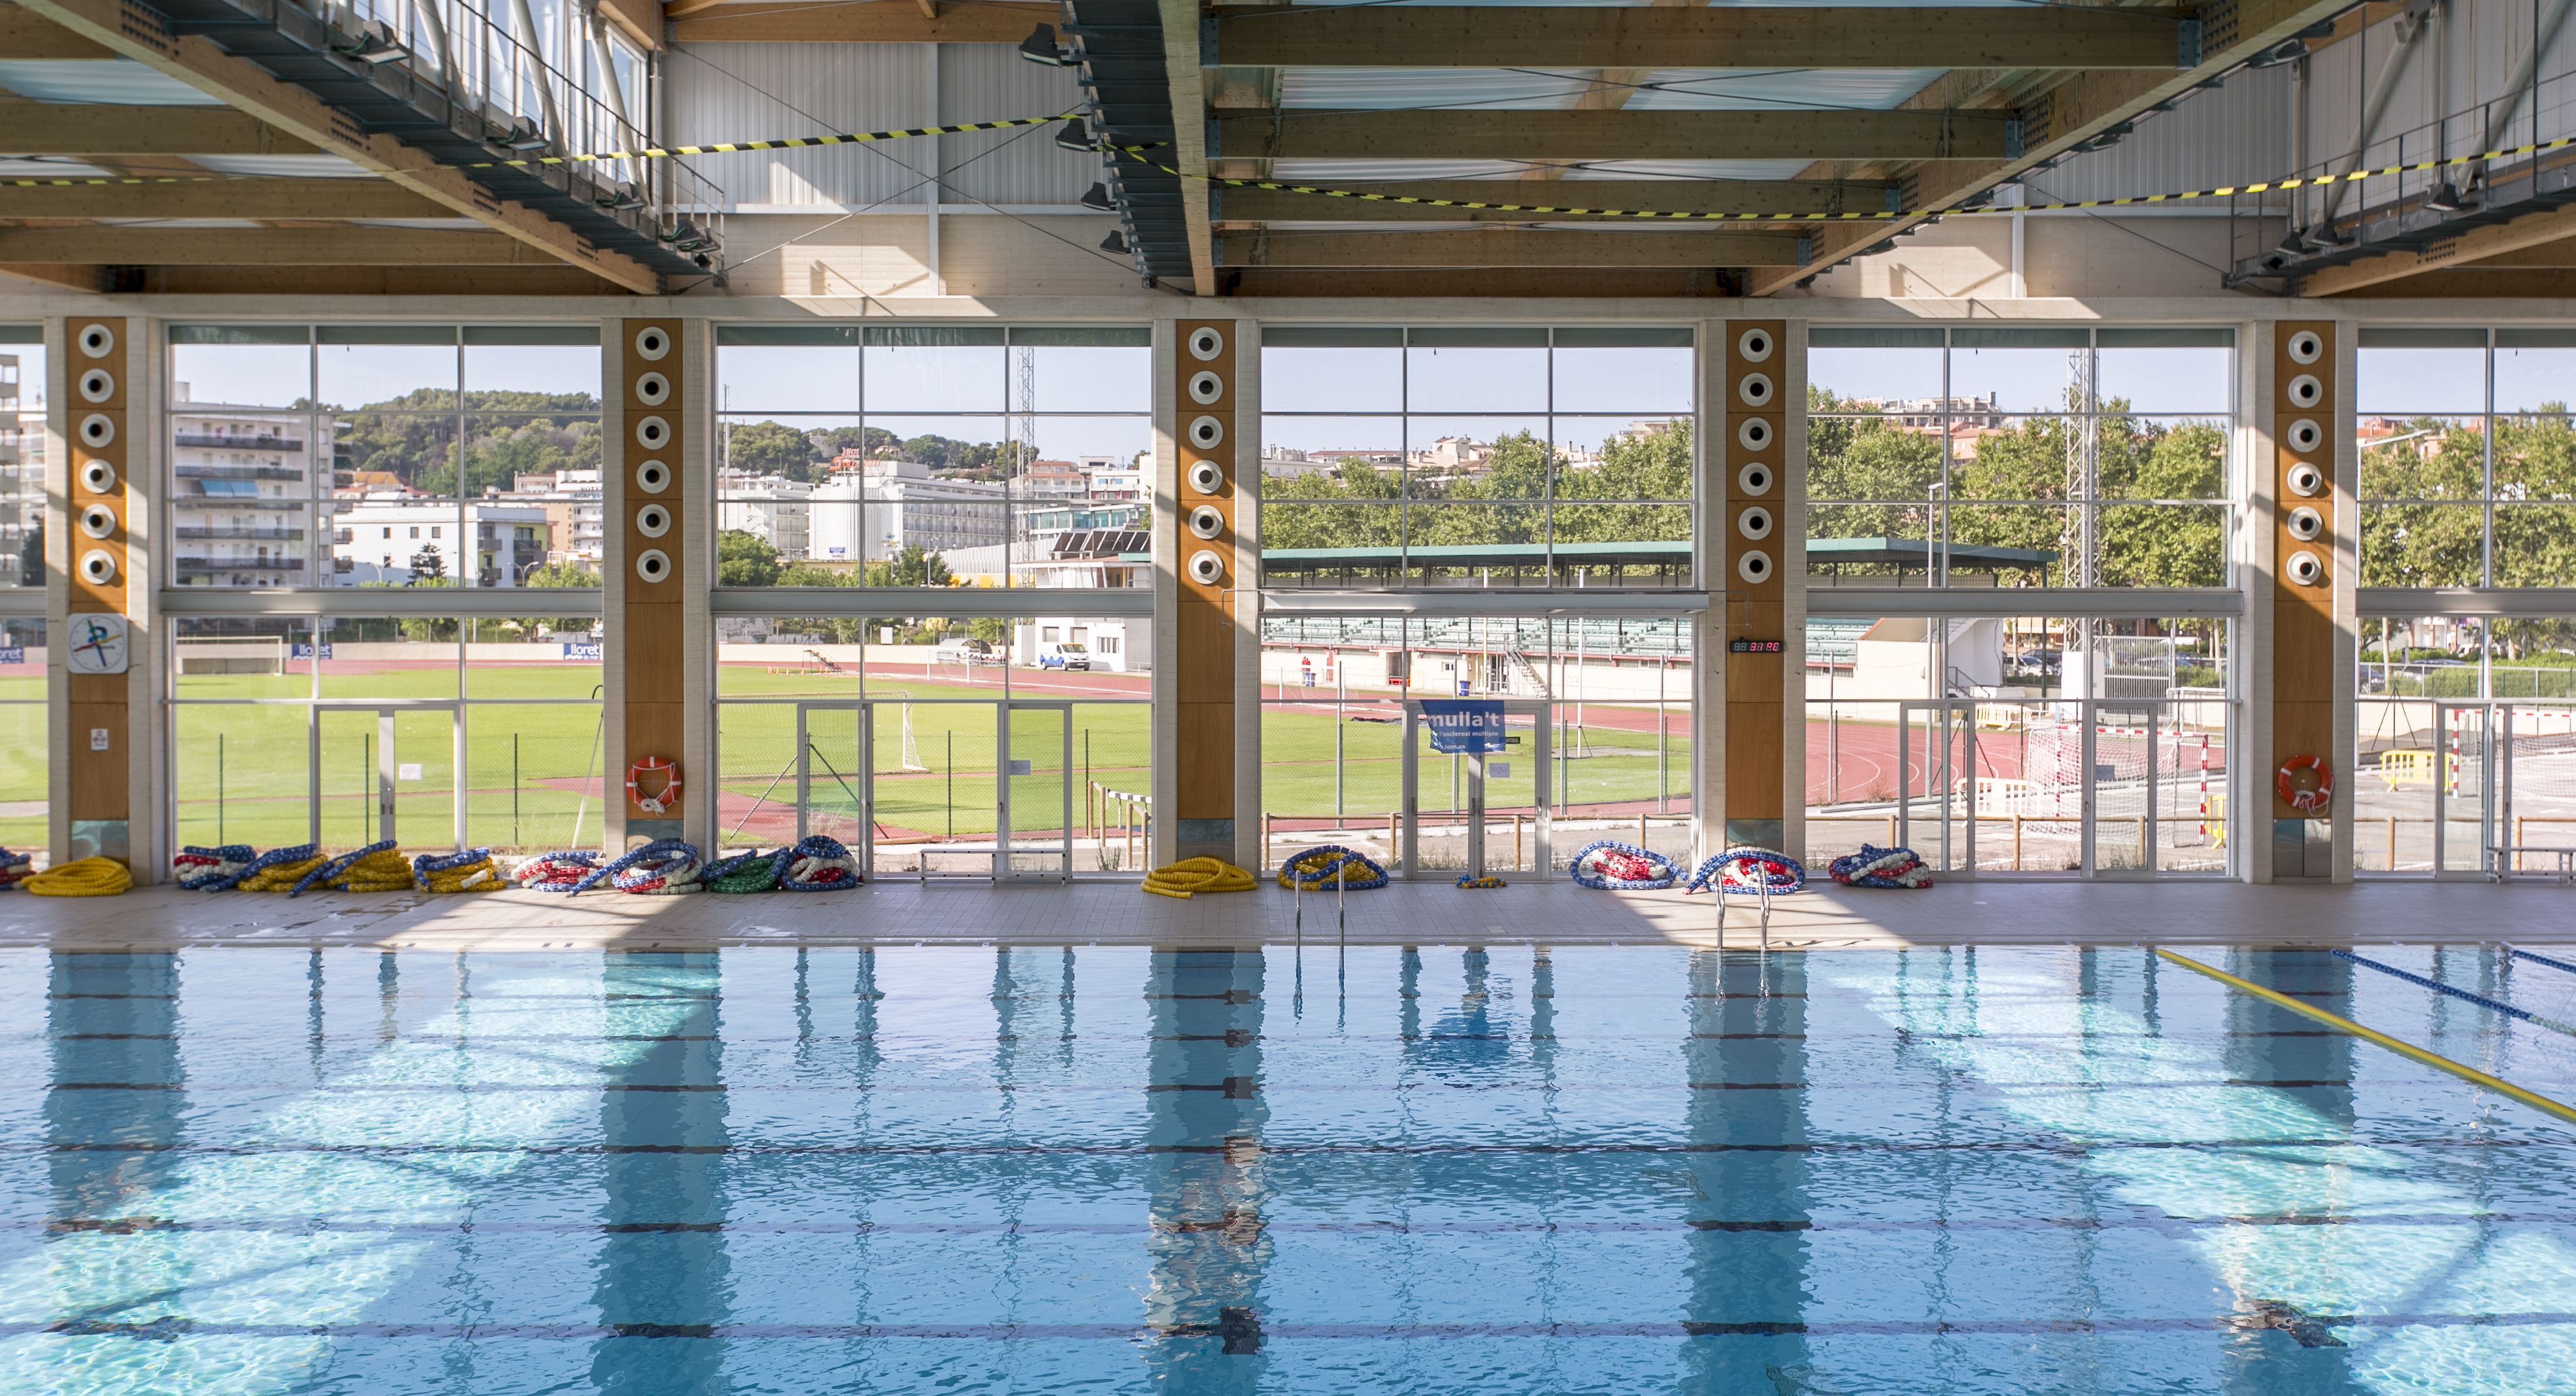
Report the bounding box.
[898,699,932,773]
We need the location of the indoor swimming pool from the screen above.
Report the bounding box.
[5,942,2574,1395]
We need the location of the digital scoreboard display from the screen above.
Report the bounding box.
[1728,639,1784,654]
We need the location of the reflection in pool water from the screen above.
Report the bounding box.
[2,944,2573,1393]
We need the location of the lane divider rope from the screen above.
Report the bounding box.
[2333,948,2576,1038]
[23,857,131,897]
[2509,946,2576,977]
[2153,948,2576,1127]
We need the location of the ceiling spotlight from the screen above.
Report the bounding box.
[2301,225,2350,252]
[2424,180,2474,213]
[1101,231,1130,256]
[595,182,645,212]
[2249,37,2308,67]
[1079,182,1116,212]
[1056,119,1095,153]
[493,118,549,152]
[333,19,410,65]
[1018,23,1070,66]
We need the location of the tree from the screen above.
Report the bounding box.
[511,563,603,637]
[409,546,447,582]
[716,529,781,587]
[863,543,953,588]
[724,420,821,480]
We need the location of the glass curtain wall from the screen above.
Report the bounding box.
[2356,329,2576,588]
[2356,614,2576,875]
[167,325,603,592]
[0,325,40,589]
[714,615,1150,877]
[1259,327,1694,588]
[713,326,1150,590]
[1257,615,1694,874]
[0,618,42,854]
[169,616,604,855]
[1807,327,2234,588]
[1807,615,2231,876]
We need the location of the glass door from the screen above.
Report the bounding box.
[795,703,871,864]
[2435,703,2495,876]
[314,706,456,854]
[1399,699,1548,879]
[1002,702,1072,880]
[1897,701,1977,872]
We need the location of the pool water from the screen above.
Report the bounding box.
[6,944,2576,1395]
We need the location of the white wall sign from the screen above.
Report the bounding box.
[397,763,424,782]
[90,729,109,752]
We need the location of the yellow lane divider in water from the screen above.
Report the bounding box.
[1143,857,1257,900]
[2154,948,2576,1127]
[23,857,133,897]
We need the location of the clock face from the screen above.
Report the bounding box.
[65,613,129,676]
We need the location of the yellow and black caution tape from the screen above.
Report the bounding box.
[460,112,1092,171]
[1143,857,1258,901]
[1124,132,2576,224]
[12,107,2571,224]
[24,857,133,898]
[0,112,1101,187]
[2155,948,2576,1127]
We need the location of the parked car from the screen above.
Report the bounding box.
[1035,642,1092,671]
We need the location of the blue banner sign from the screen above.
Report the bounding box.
[1422,699,1506,754]
[561,640,603,661]
[290,643,334,660]
[0,647,20,665]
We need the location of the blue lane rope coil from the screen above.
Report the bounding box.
[514,850,601,892]
[777,835,863,891]
[608,841,704,895]
[1570,840,1679,890]
[175,844,256,891]
[2333,948,2576,1037]
[563,839,698,895]
[288,840,406,897]
[0,847,32,891]
[1456,873,1508,889]
[1828,844,1934,889]
[1278,844,1389,890]
[1686,847,1807,896]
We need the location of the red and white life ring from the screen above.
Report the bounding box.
[627,756,681,814]
[2277,754,2332,812]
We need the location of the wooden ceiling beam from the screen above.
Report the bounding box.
[0,226,577,265]
[1216,109,2011,163]
[1212,5,2189,71]
[1747,0,2366,294]
[0,3,112,57]
[0,99,316,156]
[14,0,657,292]
[0,178,445,219]
[669,0,1056,41]
[23,264,627,294]
[1216,229,1805,267]
[1226,267,1739,296]
[1217,178,1895,224]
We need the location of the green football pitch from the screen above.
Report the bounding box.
[10,662,1691,856]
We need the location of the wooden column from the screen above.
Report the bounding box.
[1717,320,1790,851]
[59,317,135,866]
[2269,322,2340,880]
[614,319,687,844]
[1171,321,1241,863]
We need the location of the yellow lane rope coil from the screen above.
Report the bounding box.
[2154,948,2576,1127]
[1143,857,1258,900]
[239,857,325,893]
[24,857,133,897]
